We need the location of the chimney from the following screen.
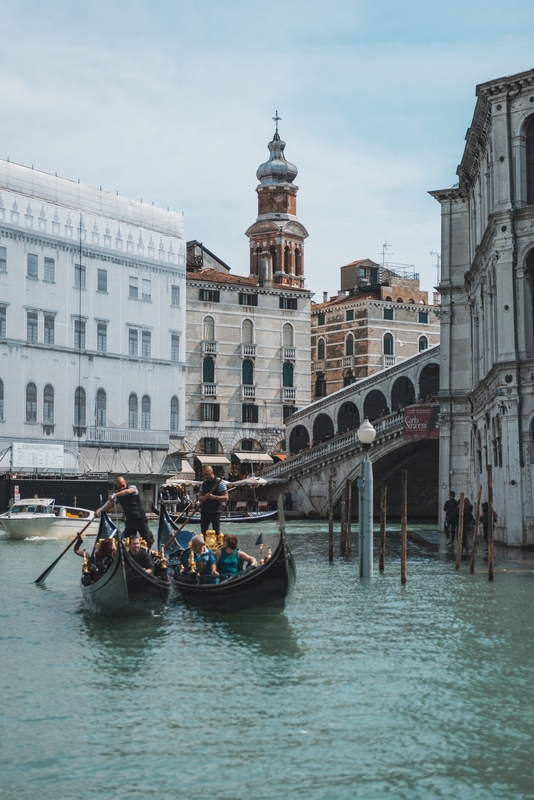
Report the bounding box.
[258,254,273,288]
[322,291,328,302]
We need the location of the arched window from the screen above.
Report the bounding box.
[128,393,138,428]
[74,387,86,429]
[242,360,254,385]
[26,382,37,423]
[345,333,354,356]
[284,245,291,274]
[203,357,215,383]
[383,333,394,355]
[283,362,294,387]
[527,116,534,205]
[96,388,106,427]
[43,384,54,424]
[141,395,150,430]
[419,336,428,351]
[269,245,277,272]
[317,338,325,360]
[203,315,215,341]
[242,319,254,344]
[170,395,179,431]
[283,323,294,347]
[396,297,403,303]
[295,248,302,275]
[0,378,4,421]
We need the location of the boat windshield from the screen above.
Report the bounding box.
[11,504,54,514]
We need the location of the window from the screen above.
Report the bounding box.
[26,382,37,422]
[527,116,534,205]
[239,292,258,306]
[129,393,138,428]
[141,330,151,358]
[171,334,180,362]
[0,306,6,337]
[171,285,180,306]
[283,323,293,347]
[203,316,215,341]
[284,246,291,273]
[270,245,277,272]
[383,333,394,355]
[27,254,38,278]
[317,338,325,360]
[242,319,253,344]
[345,334,354,356]
[74,387,86,428]
[241,439,254,451]
[96,388,106,427]
[74,263,86,289]
[242,405,258,423]
[0,246,6,273]
[97,322,107,352]
[170,396,179,431]
[295,248,302,275]
[199,288,220,302]
[0,378,4,420]
[44,314,55,345]
[203,437,218,454]
[346,309,354,321]
[203,357,215,383]
[129,276,138,299]
[283,362,294,387]
[203,403,220,422]
[317,313,325,326]
[279,297,297,310]
[141,395,151,429]
[283,406,295,421]
[74,319,86,350]
[419,336,428,351]
[344,374,355,387]
[44,257,55,283]
[142,279,151,302]
[418,311,428,324]
[27,312,38,343]
[97,269,107,292]
[315,376,327,398]
[128,328,138,356]
[384,307,394,321]
[43,384,54,424]
[242,360,254,385]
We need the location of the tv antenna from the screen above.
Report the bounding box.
[379,242,393,267]
[430,251,441,285]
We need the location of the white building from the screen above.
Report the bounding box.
[431,67,534,547]
[0,160,186,499]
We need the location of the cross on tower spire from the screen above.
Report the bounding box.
[272,110,281,132]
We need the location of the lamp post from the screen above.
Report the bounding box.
[357,418,376,578]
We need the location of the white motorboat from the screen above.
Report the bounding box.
[0,498,99,539]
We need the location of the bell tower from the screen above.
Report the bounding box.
[245,113,308,288]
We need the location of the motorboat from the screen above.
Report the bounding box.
[0,498,99,539]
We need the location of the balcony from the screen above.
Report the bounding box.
[383,355,396,368]
[202,382,217,397]
[283,387,296,402]
[241,385,256,400]
[313,360,326,372]
[85,427,170,449]
[241,343,256,358]
[282,347,296,361]
[202,340,217,355]
[342,355,355,368]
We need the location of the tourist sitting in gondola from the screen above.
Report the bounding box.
[74,534,117,584]
[185,534,219,584]
[215,534,257,579]
[126,532,154,575]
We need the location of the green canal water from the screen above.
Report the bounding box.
[1,521,534,800]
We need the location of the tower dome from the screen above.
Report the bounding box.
[256,130,298,186]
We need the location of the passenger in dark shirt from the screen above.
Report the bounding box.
[127,532,154,574]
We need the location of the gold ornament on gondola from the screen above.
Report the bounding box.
[266,546,272,560]
[188,548,196,573]
[82,551,90,573]
[204,526,217,550]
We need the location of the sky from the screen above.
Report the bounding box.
[1,0,533,299]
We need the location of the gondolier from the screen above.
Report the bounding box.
[96,476,154,548]
[198,465,229,535]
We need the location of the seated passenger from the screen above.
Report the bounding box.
[74,534,116,582]
[127,532,154,575]
[189,534,219,584]
[216,534,257,578]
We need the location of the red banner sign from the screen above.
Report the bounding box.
[403,406,439,440]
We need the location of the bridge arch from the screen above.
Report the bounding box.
[419,363,440,399]
[364,389,387,421]
[289,425,310,454]
[313,413,335,443]
[337,401,360,432]
[391,376,415,409]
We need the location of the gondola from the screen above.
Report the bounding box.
[169,509,278,525]
[167,497,296,613]
[80,512,170,616]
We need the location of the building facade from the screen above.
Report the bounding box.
[431,67,534,546]
[0,160,186,501]
[311,259,440,398]
[184,127,311,474]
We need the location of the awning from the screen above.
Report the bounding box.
[177,460,195,475]
[195,455,231,466]
[273,453,287,461]
[233,452,274,464]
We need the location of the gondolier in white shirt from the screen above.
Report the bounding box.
[198,465,229,536]
[96,476,154,548]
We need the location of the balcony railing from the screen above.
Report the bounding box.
[241,385,256,400]
[342,355,355,368]
[241,343,256,358]
[313,360,326,372]
[202,340,217,355]
[85,427,170,448]
[202,382,217,397]
[283,387,296,401]
[282,347,296,361]
[383,355,396,367]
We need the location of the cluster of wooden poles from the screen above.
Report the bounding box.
[325,465,497,582]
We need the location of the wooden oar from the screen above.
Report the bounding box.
[34,517,96,584]
[161,506,198,553]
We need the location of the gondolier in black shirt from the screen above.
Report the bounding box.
[96,476,154,548]
[198,465,228,536]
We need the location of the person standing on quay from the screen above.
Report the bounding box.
[198,465,228,536]
[443,490,459,547]
[96,476,154,548]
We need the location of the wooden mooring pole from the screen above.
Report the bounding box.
[379,484,387,573]
[455,492,465,571]
[470,484,483,575]
[328,476,334,563]
[340,486,347,555]
[346,479,352,556]
[488,465,494,582]
[401,470,407,585]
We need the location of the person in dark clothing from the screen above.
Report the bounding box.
[461,498,474,553]
[198,465,228,535]
[127,531,154,574]
[443,491,459,547]
[480,502,498,548]
[96,476,154,548]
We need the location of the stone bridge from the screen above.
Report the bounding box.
[262,346,440,518]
